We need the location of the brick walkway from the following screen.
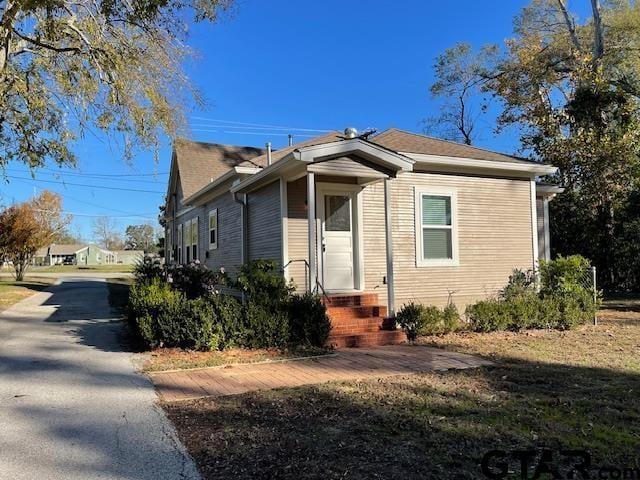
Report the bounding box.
[149,345,492,402]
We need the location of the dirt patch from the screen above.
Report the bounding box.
[144,346,329,372]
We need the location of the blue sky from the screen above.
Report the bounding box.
[4,0,544,241]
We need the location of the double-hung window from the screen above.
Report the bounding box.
[415,187,458,266]
[208,209,218,250]
[183,221,191,263]
[191,217,198,260]
[177,224,183,264]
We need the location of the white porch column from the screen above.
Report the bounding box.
[307,172,317,292]
[384,178,396,317]
[543,197,551,261]
[530,179,539,272]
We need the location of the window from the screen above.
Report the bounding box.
[183,222,190,263]
[177,224,183,263]
[208,209,218,250]
[415,187,458,266]
[191,217,198,260]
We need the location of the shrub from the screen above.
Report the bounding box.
[133,257,165,283]
[466,299,511,332]
[396,302,426,342]
[128,278,223,351]
[288,292,331,347]
[241,301,290,349]
[206,293,243,349]
[539,255,591,298]
[442,303,460,332]
[506,291,540,331]
[500,268,536,300]
[128,278,183,348]
[421,305,444,335]
[234,259,292,309]
[167,261,221,299]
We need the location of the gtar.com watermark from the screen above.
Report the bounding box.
[481,449,640,479]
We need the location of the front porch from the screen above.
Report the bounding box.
[231,136,415,346]
[322,292,405,348]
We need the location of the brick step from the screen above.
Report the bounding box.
[327,305,388,321]
[331,324,385,334]
[329,316,396,330]
[323,293,379,308]
[326,330,407,349]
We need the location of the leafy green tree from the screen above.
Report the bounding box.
[125,223,158,252]
[430,0,640,290]
[0,0,231,170]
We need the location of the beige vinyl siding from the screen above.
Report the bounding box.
[386,172,534,309]
[362,182,389,305]
[536,197,547,261]
[247,180,282,263]
[286,177,309,291]
[202,192,243,275]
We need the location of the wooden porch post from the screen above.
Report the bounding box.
[384,178,396,317]
[307,172,317,292]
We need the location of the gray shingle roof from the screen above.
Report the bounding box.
[173,139,265,198]
[370,128,534,164]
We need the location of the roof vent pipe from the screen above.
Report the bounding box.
[288,134,293,146]
[266,142,272,166]
[344,127,358,139]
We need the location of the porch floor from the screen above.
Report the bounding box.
[149,345,492,402]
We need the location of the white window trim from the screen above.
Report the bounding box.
[208,209,218,250]
[414,186,459,267]
[177,223,183,263]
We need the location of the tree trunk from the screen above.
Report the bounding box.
[590,0,604,65]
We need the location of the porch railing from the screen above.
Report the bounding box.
[283,259,330,302]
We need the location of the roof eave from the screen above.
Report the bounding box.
[407,153,557,176]
[183,166,262,205]
[294,138,415,171]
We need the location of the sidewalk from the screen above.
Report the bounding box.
[149,345,492,402]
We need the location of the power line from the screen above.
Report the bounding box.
[190,116,333,133]
[186,128,315,138]
[34,208,157,219]
[38,167,169,177]
[9,175,165,194]
[11,178,162,218]
[5,168,167,185]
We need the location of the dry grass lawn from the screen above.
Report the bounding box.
[0,278,55,312]
[163,309,640,480]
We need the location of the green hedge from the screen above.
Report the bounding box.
[466,255,600,333]
[127,260,331,351]
[396,302,461,341]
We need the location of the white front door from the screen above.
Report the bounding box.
[321,192,355,291]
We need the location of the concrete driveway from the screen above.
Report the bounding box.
[0,278,200,480]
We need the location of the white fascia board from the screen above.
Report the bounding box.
[405,152,558,176]
[536,184,565,196]
[183,166,262,206]
[231,157,297,194]
[294,139,415,171]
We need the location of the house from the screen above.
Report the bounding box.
[113,250,144,265]
[43,244,90,265]
[34,244,143,266]
[164,129,559,347]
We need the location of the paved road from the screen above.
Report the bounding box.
[0,278,200,480]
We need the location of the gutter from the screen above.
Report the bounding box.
[406,153,558,176]
[184,166,262,206]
